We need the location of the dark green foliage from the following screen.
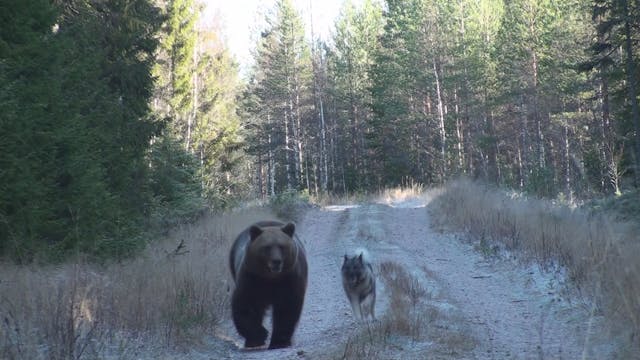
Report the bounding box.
[587,0,640,185]
[586,189,640,224]
[152,3,246,210]
[525,166,557,198]
[0,0,166,262]
[148,135,204,230]
[242,0,313,194]
[194,49,246,209]
[163,0,197,145]
[326,0,383,191]
[243,0,640,203]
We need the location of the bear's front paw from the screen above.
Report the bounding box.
[268,339,291,349]
[244,326,268,348]
[244,339,266,348]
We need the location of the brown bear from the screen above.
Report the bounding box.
[229,220,308,349]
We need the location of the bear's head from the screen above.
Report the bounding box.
[247,222,297,277]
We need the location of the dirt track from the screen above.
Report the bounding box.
[208,196,616,359]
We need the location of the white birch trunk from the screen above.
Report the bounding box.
[433,59,447,179]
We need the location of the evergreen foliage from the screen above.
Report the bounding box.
[240,0,639,199]
[2,0,639,261]
[327,0,384,191]
[243,0,314,195]
[0,0,164,262]
[0,0,244,262]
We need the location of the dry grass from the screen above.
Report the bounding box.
[337,261,474,359]
[311,181,426,207]
[375,181,425,205]
[0,207,278,359]
[311,191,365,207]
[429,179,640,353]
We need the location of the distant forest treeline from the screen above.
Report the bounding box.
[1,0,638,262]
[246,0,640,198]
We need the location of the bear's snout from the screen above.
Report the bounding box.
[269,259,283,273]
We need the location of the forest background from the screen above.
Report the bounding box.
[1,0,639,263]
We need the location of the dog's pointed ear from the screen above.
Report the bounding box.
[281,222,295,237]
[343,254,348,263]
[358,253,364,263]
[249,225,263,241]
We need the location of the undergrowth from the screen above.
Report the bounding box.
[429,179,639,355]
[0,207,279,359]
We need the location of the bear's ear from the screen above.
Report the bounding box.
[281,222,295,237]
[249,225,263,241]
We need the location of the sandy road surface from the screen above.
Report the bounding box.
[204,197,616,359]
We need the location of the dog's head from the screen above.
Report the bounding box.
[342,253,368,286]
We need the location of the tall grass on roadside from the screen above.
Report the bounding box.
[429,179,640,351]
[0,207,277,359]
[375,181,424,205]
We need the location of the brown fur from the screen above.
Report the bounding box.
[229,220,308,349]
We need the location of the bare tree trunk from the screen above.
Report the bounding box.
[454,89,464,171]
[563,116,572,202]
[457,14,467,174]
[520,95,528,188]
[268,131,276,196]
[285,102,292,190]
[433,59,447,180]
[517,137,525,189]
[531,49,544,170]
[200,146,204,191]
[305,153,311,195]
[599,74,620,194]
[294,91,303,189]
[485,108,499,184]
[309,0,326,194]
[257,153,264,199]
[351,102,359,186]
[319,98,328,191]
[186,37,198,153]
[622,0,640,186]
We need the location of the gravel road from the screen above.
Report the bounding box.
[191,196,617,359]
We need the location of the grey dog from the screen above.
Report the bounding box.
[341,249,376,321]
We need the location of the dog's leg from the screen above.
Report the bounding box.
[349,295,363,320]
[361,293,376,321]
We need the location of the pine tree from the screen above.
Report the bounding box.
[588,0,640,186]
[244,0,313,194]
[327,0,383,191]
[450,0,503,182]
[158,0,198,149]
[369,0,423,185]
[192,28,245,207]
[370,0,457,185]
[0,0,60,260]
